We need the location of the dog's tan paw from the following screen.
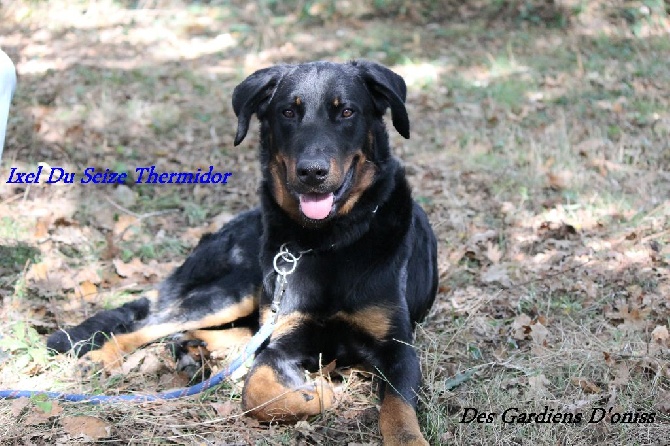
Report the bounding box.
[78,346,125,375]
[382,433,429,446]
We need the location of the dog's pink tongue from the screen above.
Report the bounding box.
[299,193,334,220]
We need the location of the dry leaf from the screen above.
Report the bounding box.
[603,351,614,366]
[74,280,97,300]
[61,416,111,440]
[511,314,532,340]
[610,363,630,386]
[211,401,235,418]
[294,420,314,433]
[658,390,670,413]
[113,214,139,240]
[485,241,503,264]
[10,398,30,417]
[651,325,669,344]
[34,218,50,239]
[469,229,497,245]
[120,349,148,374]
[24,411,51,426]
[73,265,102,284]
[113,257,145,278]
[605,299,651,331]
[530,322,549,346]
[528,374,550,395]
[27,262,49,282]
[24,400,63,425]
[570,377,601,394]
[481,263,511,287]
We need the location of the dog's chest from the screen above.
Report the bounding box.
[267,251,390,315]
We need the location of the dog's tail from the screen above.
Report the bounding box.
[46,297,150,357]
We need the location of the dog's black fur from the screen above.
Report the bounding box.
[48,60,438,446]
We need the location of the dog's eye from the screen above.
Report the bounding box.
[341,108,354,118]
[282,109,295,118]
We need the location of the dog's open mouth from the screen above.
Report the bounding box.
[297,161,356,221]
[299,193,334,220]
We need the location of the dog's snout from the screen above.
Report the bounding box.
[297,158,330,186]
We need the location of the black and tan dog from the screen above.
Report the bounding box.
[48,60,438,446]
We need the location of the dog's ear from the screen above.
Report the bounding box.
[355,60,410,139]
[232,65,289,146]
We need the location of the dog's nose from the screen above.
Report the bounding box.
[297,158,329,186]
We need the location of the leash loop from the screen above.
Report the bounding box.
[272,243,302,276]
[270,243,310,321]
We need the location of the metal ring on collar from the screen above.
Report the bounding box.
[273,244,299,276]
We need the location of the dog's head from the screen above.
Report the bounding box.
[232,60,409,226]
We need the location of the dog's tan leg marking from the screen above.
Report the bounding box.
[184,327,253,356]
[242,364,334,422]
[86,323,182,369]
[333,306,392,341]
[379,394,429,446]
[85,295,257,370]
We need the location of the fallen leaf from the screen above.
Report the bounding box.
[603,351,614,366]
[121,349,148,374]
[73,280,97,300]
[113,257,145,278]
[138,350,165,374]
[34,218,50,239]
[651,325,669,345]
[570,377,601,394]
[469,229,497,245]
[511,314,532,340]
[481,263,511,287]
[211,401,235,417]
[24,411,51,426]
[530,321,549,346]
[657,390,670,413]
[485,241,503,264]
[610,363,630,386]
[605,299,651,331]
[294,420,313,433]
[73,265,102,284]
[309,360,337,379]
[24,400,63,425]
[27,262,49,282]
[528,374,550,395]
[10,398,30,417]
[113,214,139,240]
[60,416,111,440]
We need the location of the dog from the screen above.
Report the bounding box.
[47,60,438,446]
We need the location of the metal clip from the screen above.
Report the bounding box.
[270,244,308,322]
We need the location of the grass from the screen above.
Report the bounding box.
[1,0,669,444]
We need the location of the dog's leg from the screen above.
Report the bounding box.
[83,294,257,371]
[170,327,254,381]
[181,327,253,356]
[376,342,428,446]
[48,207,263,370]
[242,348,335,422]
[241,315,334,421]
[47,296,153,357]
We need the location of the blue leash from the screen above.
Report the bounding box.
[0,320,274,403]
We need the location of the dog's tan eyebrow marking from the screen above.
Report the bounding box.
[295,96,302,106]
[332,97,340,107]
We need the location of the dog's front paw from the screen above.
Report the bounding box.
[379,395,429,446]
[382,433,429,446]
[77,345,125,375]
[168,338,211,383]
